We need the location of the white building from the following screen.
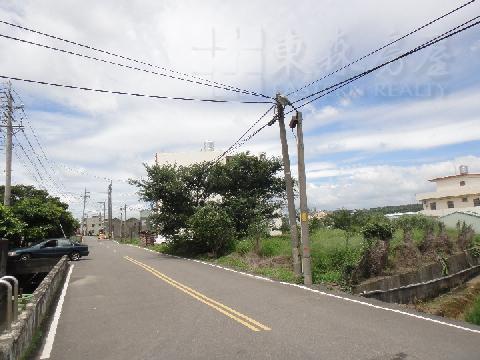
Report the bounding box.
[155,141,226,167]
[416,166,480,217]
[83,215,104,235]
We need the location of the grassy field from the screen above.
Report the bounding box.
[135,226,480,287]
[212,228,364,285]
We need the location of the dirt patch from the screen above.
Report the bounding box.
[243,252,292,269]
[410,275,480,320]
[393,243,421,271]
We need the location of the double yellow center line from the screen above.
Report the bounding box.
[124,256,271,332]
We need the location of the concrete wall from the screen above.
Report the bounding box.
[352,252,480,304]
[0,256,69,360]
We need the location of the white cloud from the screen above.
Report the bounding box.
[0,0,478,218]
[306,155,480,210]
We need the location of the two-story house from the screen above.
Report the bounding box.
[416,166,480,217]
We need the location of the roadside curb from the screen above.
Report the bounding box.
[0,256,70,360]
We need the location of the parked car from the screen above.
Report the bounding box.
[8,238,89,261]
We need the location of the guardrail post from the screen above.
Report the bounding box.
[1,276,18,321]
[0,280,12,330]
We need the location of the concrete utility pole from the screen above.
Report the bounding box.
[124,204,127,239]
[275,93,302,276]
[3,84,13,206]
[81,188,90,235]
[290,111,312,285]
[119,207,124,240]
[108,181,112,238]
[98,201,106,231]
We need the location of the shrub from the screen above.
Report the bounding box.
[188,203,235,257]
[311,246,361,284]
[361,221,394,244]
[466,296,480,326]
[235,239,254,255]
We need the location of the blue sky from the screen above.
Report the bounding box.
[0,0,479,218]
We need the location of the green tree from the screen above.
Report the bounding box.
[188,202,235,256]
[131,153,286,252]
[0,204,24,240]
[0,185,78,241]
[209,153,285,237]
[131,164,206,239]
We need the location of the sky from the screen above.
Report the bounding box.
[0,0,479,219]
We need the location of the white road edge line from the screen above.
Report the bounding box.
[125,244,480,335]
[39,264,75,359]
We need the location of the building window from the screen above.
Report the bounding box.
[430,202,436,210]
[447,201,454,208]
[422,200,427,205]
[474,198,480,207]
[460,181,466,186]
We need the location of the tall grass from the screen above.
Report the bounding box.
[465,295,480,325]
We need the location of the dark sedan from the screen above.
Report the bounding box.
[8,238,89,261]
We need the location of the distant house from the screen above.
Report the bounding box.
[83,215,103,235]
[439,211,480,233]
[416,166,480,217]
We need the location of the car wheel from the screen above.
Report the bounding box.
[20,253,31,261]
[69,251,81,261]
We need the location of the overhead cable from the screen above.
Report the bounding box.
[0,19,270,99]
[286,0,477,96]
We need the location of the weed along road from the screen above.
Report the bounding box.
[38,236,479,360]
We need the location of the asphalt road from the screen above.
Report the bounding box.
[37,236,480,360]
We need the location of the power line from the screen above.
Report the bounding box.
[20,128,69,198]
[286,0,477,97]
[0,19,271,99]
[12,90,72,193]
[12,132,48,188]
[228,16,480,152]
[0,74,273,104]
[0,32,273,101]
[212,104,275,163]
[292,16,480,107]
[12,144,44,189]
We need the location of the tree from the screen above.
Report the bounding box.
[131,164,206,240]
[209,153,285,237]
[0,185,78,241]
[188,202,235,256]
[131,153,286,252]
[0,204,24,240]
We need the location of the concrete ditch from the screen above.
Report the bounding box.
[353,252,480,304]
[0,256,69,360]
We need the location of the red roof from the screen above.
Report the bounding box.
[428,173,480,182]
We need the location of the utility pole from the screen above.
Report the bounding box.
[1,83,24,206]
[275,93,302,276]
[3,84,13,206]
[290,111,312,285]
[98,201,106,232]
[124,204,127,240]
[107,181,112,239]
[119,206,124,241]
[81,188,90,236]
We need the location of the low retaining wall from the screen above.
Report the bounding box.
[352,252,480,304]
[0,256,69,360]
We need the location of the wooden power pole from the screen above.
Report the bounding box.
[291,111,312,285]
[276,93,301,276]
